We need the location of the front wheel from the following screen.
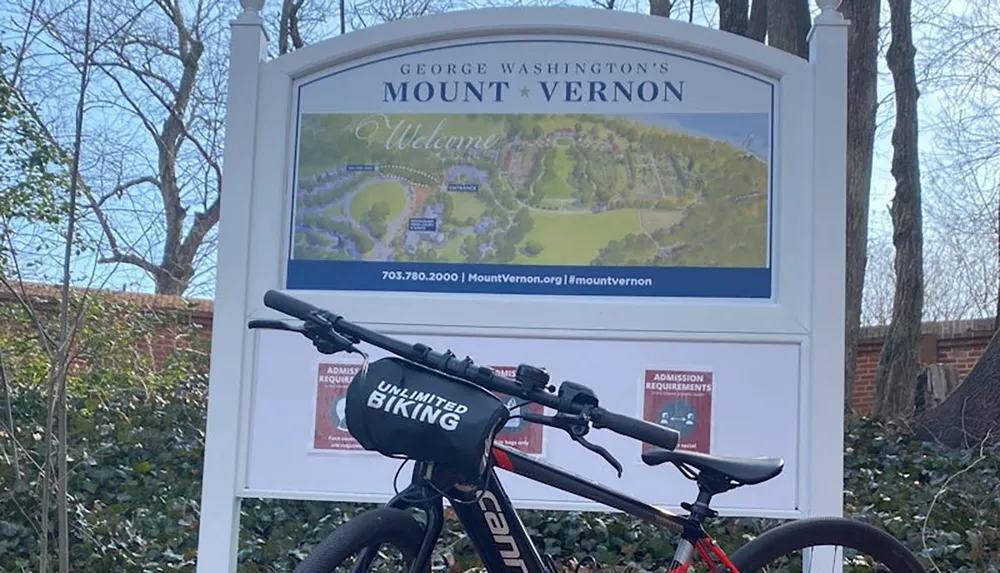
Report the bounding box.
[293,508,425,573]
[726,517,928,572]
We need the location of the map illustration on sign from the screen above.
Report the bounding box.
[290,112,770,297]
[490,366,544,455]
[641,369,713,453]
[313,363,364,451]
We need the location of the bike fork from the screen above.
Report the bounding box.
[668,537,740,573]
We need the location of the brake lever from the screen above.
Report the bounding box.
[302,322,363,356]
[520,413,623,478]
[572,434,623,478]
[249,318,362,356]
[248,319,304,332]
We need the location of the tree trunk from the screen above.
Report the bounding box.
[154,261,196,296]
[716,0,750,36]
[916,329,1000,448]
[766,0,810,59]
[746,0,767,43]
[841,0,881,412]
[715,0,766,40]
[649,0,673,17]
[996,194,999,332]
[874,0,923,421]
[57,369,68,573]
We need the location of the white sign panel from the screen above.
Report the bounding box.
[247,328,803,515]
[195,7,847,573]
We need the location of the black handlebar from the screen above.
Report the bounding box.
[259,289,679,452]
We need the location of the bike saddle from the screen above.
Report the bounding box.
[641,448,784,485]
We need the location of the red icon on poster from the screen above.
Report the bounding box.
[491,366,544,455]
[642,369,713,454]
[313,363,363,451]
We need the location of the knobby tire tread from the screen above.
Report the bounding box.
[726,517,927,573]
[293,508,425,573]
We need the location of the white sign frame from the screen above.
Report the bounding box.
[197,5,848,572]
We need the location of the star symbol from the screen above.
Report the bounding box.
[519,86,530,98]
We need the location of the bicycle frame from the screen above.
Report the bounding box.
[361,444,740,573]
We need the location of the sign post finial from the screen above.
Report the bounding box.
[814,0,845,24]
[240,0,265,16]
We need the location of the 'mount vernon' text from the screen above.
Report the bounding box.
[382,79,685,104]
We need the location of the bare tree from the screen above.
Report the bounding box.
[86,0,235,295]
[279,0,307,53]
[352,0,453,27]
[842,0,881,409]
[264,0,342,55]
[863,214,992,326]
[5,0,237,296]
[874,0,923,421]
[765,0,809,58]
[918,0,1000,326]
[0,0,118,570]
[861,225,894,327]
[715,0,766,41]
[53,2,95,567]
[713,0,807,57]
[649,0,673,17]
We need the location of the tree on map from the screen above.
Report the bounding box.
[490,209,535,264]
[306,230,333,248]
[593,234,657,266]
[496,242,517,263]
[523,241,544,257]
[363,201,392,239]
[407,245,439,263]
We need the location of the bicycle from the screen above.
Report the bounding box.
[250,289,927,573]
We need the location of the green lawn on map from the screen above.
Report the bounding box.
[639,210,684,233]
[515,209,643,265]
[449,192,488,222]
[437,235,465,261]
[349,181,407,221]
[322,204,344,218]
[536,150,577,200]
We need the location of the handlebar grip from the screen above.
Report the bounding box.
[594,410,680,451]
[263,289,322,321]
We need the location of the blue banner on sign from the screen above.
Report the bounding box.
[285,260,771,298]
[408,217,438,232]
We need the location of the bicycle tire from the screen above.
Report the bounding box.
[726,517,927,572]
[293,507,425,573]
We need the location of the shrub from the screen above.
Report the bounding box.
[1,300,996,571]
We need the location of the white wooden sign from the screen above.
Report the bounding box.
[196,3,848,572]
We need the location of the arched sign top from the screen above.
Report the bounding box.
[282,14,791,298]
[271,7,810,82]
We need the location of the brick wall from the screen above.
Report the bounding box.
[2,284,994,411]
[0,283,214,371]
[853,318,996,413]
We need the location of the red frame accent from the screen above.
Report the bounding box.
[489,447,739,573]
[665,538,739,573]
[491,447,514,471]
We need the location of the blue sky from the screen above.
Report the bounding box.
[8,0,973,299]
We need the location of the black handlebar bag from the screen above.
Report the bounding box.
[344,356,510,483]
